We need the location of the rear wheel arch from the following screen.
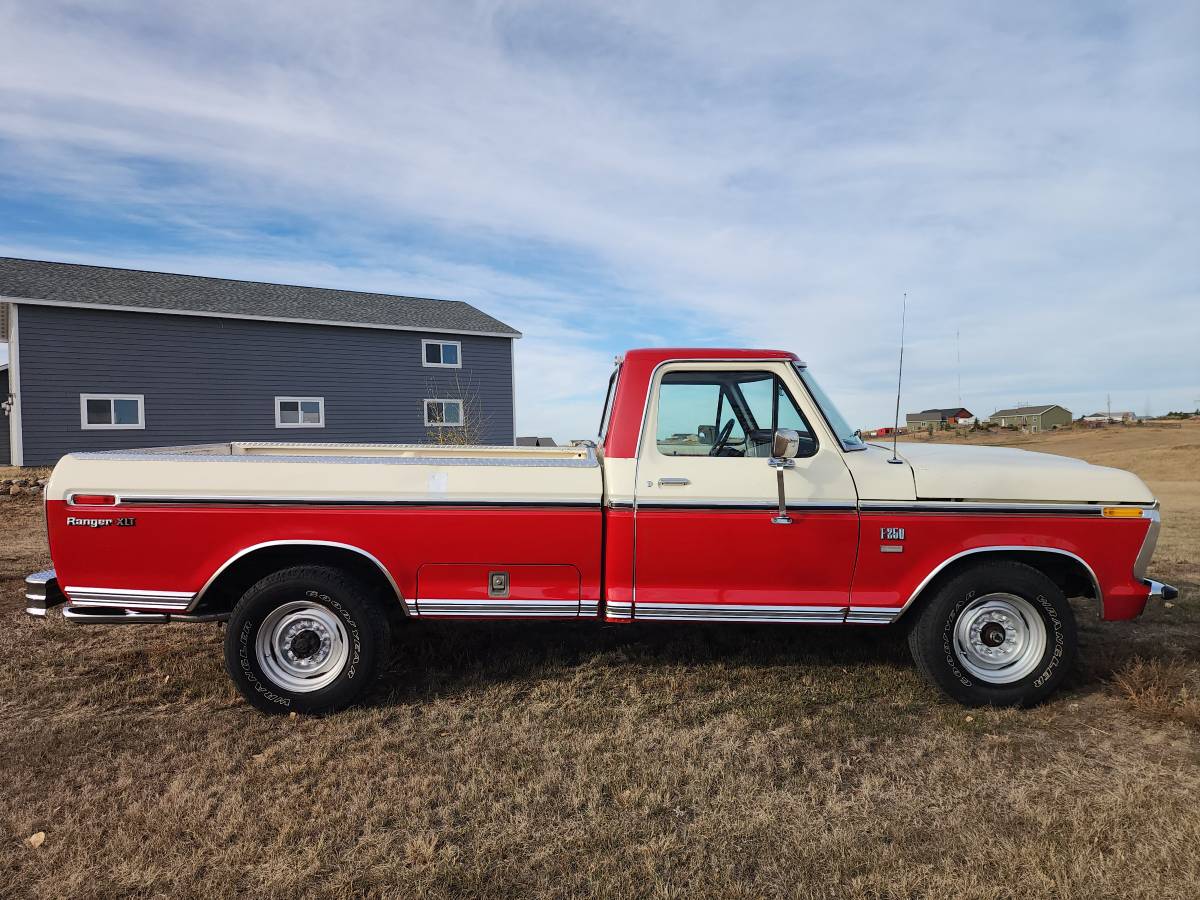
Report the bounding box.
[898,547,1101,623]
[191,541,405,617]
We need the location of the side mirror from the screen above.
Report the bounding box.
[771,428,801,460]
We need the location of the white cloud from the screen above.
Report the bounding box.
[0,0,1197,436]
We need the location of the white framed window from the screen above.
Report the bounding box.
[422,339,461,368]
[275,396,325,428]
[80,394,145,430]
[424,398,464,427]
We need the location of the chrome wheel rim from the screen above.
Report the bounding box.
[952,593,1047,684]
[256,600,349,693]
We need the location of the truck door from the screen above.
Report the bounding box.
[631,362,859,621]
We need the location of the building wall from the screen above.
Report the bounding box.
[15,304,515,466]
[1041,407,1073,429]
[1,366,10,466]
[995,408,1073,430]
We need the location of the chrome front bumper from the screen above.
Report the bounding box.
[1144,579,1180,602]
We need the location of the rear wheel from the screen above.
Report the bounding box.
[907,560,1076,707]
[224,565,391,714]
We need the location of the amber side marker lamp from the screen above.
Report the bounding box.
[1101,507,1144,518]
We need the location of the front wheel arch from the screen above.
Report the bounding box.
[897,547,1101,624]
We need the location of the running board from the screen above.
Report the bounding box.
[61,607,228,625]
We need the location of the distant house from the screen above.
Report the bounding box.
[1,258,521,466]
[990,404,1073,432]
[1083,411,1135,423]
[516,436,557,447]
[905,407,973,430]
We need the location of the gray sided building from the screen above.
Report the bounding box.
[1,258,520,467]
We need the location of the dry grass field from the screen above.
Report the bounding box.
[3,423,1199,898]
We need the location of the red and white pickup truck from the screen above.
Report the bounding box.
[27,348,1176,713]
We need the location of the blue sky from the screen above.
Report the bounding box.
[1,1,1197,437]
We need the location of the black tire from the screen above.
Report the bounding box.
[907,560,1077,707]
[224,565,391,714]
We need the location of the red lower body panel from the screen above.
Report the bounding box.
[46,501,603,617]
[46,501,1154,623]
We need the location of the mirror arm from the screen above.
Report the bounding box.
[768,457,794,524]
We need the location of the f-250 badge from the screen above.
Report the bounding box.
[880,527,905,540]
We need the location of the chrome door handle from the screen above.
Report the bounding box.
[658,477,690,486]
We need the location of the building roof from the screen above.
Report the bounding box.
[0,258,521,338]
[992,404,1065,418]
[906,407,971,422]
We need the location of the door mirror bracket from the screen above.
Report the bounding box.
[768,429,801,524]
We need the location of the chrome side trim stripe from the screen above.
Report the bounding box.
[611,500,1123,515]
[115,495,600,509]
[605,600,633,618]
[417,599,580,618]
[70,448,595,468]
[608,499,855,511]
[634,603,848,623]
[859,501,1107,516]
[580,600,600,617]
[66,586,194,610]
[846,606,901,625]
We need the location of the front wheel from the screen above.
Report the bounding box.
[907,560,1077,707]
[224,565,391,714]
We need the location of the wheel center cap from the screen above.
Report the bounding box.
[980,622,1007,647]
[290,629,321,659]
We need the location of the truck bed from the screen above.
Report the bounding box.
[43,441,606,620]
[46,441,601,506]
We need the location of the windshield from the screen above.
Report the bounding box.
[796,366,866,451]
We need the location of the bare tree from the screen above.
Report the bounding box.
[423,371,491,445]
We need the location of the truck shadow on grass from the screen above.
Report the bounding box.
[379,619,914,704]
[370,586,1200,714]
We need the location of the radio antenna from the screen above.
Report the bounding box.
[888,293,907,464]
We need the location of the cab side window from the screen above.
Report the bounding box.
[655,370,816,458]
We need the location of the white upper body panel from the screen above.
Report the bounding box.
[45,431,1155,509]
[45,442,603,505]
[857,441,1154,504]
